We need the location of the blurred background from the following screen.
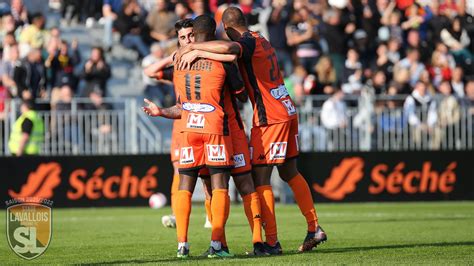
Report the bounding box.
[0,0,473,203]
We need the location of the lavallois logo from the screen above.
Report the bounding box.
[312,157,365,200]
[6,198,53,260]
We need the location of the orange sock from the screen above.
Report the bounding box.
[221,196,230,247]
[243,192,263,244]
[171,174,180,215]
[288,173,318,232]
[211,189,229,242]
[175,190,192,242]
[205,198,212,222]
[256,185,278,246]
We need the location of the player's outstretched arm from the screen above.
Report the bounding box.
[143,54,174,78]
[177,40,241,61]
[178,50,237,70]
[142,98,181,119]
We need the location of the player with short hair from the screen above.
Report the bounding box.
[144,15,253,258]
[145,19,236,231]
[176,6,327,253]
[144,18,268,257]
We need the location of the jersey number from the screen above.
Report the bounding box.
[267,53,280,82]
[185,73,201,100]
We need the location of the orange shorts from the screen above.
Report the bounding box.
[196,128,251,177]
[250,118,299,166]
[178,132,234,171]
[170,131,181,162]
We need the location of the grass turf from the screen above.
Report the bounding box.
[1,202,473,264]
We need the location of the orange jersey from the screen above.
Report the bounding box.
[237,31,297,127]
[174,59,244,135]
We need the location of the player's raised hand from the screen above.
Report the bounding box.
[142,98,162,117]
[178,50,199,70]
[175,44,193,64]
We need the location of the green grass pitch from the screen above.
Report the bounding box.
[1,202,473,264]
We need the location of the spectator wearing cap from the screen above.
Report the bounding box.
[141,43,175,107]
[80,46,111,97]
[147,0,178,44]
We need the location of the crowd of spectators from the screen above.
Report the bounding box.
[0,0,473,152]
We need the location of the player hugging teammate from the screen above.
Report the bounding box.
[143,7,327,259]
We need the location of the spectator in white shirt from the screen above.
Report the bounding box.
[321,88,347,130]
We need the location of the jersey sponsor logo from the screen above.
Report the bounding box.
[180,147,195,164]
[282,99,297,115]
[269,142,287,160]
[270,84,289,100]
[233,153,245,168]
[182,102,215,113]
[206,145,226,162]
[186,113,205,129]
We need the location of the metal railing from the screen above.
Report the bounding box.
[298,107,473,152]
[1,97,472,156]
[1,98,163,156]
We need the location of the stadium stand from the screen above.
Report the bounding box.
[0,0,473,156]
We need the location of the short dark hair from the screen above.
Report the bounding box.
[192,15,216,35]
[174,18,193,34]
[22,99,35,110]
[222,7,246,28]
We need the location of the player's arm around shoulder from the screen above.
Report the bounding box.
[223,62,248,102]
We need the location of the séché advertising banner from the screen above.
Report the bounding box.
[1,155,173,207]
[298,151,474,202]
[1,151,473,207]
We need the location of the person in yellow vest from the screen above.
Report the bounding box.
[8,100,44,156]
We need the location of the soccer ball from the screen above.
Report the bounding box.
[149,193,167,209]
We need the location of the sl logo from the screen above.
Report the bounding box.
[313,157,364,200]
[7,202,52,260]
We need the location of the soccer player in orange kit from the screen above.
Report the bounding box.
[176,7,327,253]
[144,18,267,256]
